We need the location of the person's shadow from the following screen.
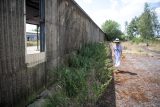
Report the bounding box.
[116,70,137,75]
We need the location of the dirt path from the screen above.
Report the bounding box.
[114,42,160,107]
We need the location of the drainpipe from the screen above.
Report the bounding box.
[40,0,45,52]
[37,25,39,50]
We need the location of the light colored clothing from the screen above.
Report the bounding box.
[113,44,122,67]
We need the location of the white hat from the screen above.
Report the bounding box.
[113,38,120,43]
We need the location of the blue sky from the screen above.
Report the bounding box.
[74,0,160,31]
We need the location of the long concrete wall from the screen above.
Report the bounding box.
[0,0,105,106]
[46,0,105,71]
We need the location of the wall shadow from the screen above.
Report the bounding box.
[96,74,116,107]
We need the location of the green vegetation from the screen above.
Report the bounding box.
[131,37,144,44]
[127,17,139,38]
[131,37,160,45]
[101,3,160,42]
[101,20,123,41]
[138,3,154,38]
[45,43,113,107]
[27,40,39,46]
[127,3,160,39]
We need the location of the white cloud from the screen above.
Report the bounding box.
[89,1,144,31]
[156,7,160,14]
[82,0,92,4]
[26,24,36,32]
[78,0,160,32]
[155,7,160,20]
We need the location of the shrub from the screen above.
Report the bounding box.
[131,37,144,44]
[46,42,113,106]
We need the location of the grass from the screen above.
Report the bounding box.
[131,37,160,46]
[27,40,39,46]
[44,42,113,107]
[121,42,147,55]
[131,37,144,44]
[131,37,160,52]
[147,39,160,51]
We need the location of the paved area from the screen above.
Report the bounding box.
[27,46,40,54]
[114,43,160,107]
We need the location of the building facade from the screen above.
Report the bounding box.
[0,0,105,106]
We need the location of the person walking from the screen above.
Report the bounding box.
[113,38,122,67]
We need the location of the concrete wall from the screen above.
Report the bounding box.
[0,0,105,106]
[46,0,105,71]
[0,0,25,106]
[0,0,46,106]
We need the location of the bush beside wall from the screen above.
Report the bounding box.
[45,42,113,107]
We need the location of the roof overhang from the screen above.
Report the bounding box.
[26,0,40,25]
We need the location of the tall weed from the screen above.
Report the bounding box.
[45,42,113,106]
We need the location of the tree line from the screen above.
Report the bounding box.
[101,3,160,41]
[127,3,160,39]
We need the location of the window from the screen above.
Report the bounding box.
[26,24,40,54]
[25,0,45,67]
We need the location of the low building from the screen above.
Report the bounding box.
[26,32,39,41]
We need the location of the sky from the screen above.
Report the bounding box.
[26,0,160,32]
[74,0,160,32]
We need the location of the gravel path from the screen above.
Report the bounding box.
[114,44,160,107]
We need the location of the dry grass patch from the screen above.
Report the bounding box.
[130,91,149,103]
[114,74,130,85]
[118,89,149,103]
[144,76,160,86]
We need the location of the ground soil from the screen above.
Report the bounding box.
[114,42,160,107]
[27,42,160,107]
[114,54,160,107]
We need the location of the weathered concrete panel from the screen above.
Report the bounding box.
[0,0,46,106]
[46,0,105,60]
[0,0,105,106]
[0,0,26,106]
[45,0,59,70]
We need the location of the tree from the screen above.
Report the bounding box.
[151,10,160,37]
[124,21,128,35]
[101,20,122,41]
[32,26,40,32]
[127,3,160,39]
[138,3,154,39]
[127,17,139,38]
